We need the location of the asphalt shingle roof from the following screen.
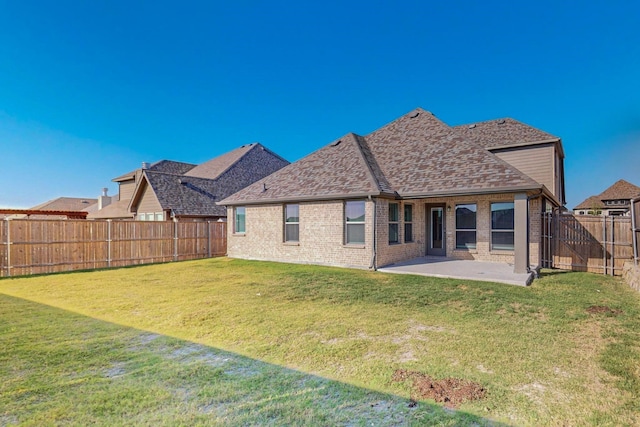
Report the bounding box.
[185,144,257,179]
[574,179,640,209]
[87,199,134,219]
[598,179,640,201]
[574,195,604,210]
[112,160,196,182]
[220,108,544,205]
[143,172,227,217]
[30,197,97,212]
[127,144,290,217]
[452,118,559,149]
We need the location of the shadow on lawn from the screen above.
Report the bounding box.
[0,294,510,427]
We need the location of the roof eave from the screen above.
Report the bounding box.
[486,138,563,155]
[217,191,395,206]
[398,184,543,199]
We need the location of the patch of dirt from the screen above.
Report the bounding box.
[586,305,622,316]
[392,369,486,408]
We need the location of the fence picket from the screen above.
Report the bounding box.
[542,212,633,275]
[0,219,226,277]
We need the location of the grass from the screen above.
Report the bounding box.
[1,258,639,426]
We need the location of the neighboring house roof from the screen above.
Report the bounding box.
[574,196,604,210]
[136,171,227,217]
[112,160,196,182]
[574,179,640,209]
[219,108,544,205]
[30,197,97,212]
[452,118,560,151]
[184,143,285,180]
[87,199,134,219]
[126,143,290,217]
[4,197,97,220]
[598,179,640,201]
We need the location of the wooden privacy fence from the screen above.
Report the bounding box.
[633,197,640,266]
[542,212,633,275]
[0,219,227,277]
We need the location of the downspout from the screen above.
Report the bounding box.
[369,195,377,270]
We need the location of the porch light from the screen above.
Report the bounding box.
[447,205,451,213]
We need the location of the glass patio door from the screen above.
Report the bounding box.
[426,205,446,256]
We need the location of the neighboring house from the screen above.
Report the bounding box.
[573,179,640,216]
[5,197,98,220]
[219,108,566,275]
[89,143,289,221]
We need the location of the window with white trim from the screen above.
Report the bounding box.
[284,204,299,242]
[491,202,514,250]
[345,201,365,244]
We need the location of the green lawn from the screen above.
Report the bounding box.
[1,258,639,426]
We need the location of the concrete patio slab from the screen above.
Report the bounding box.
[377,256,534,286]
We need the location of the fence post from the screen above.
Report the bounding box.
[207,221,211,258]
[173,218,178,262]
[602,216,607,276]
[107,220,112,268]
[611,217,615,276]
[4,219,10,277]
[632,197,638,266]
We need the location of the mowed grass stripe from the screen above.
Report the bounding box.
[1,257,639,426]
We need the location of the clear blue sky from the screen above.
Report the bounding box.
[1,1,639,209]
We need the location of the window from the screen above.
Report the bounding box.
[155,212,164,221]
[388,203,399,244]
[491,202,514,250]
[137,213,155,221]
[456,204,476,249]
[284,204,299,242]
[234,207,246,234]
[404,204,413,243]
[345,201,365,244]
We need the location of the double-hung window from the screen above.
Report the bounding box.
[345,201,365,244]
[404,204,413,243]
[491,202,514,250]
[234,206,246,234]
[284,204,299,242]
[455,204,476,249]
[388,203,399,244]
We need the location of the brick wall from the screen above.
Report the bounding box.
[375,193,542,268]
[227,200,374,269]
[228,192,544,270]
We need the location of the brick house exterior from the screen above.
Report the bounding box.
[220,108,565,274]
